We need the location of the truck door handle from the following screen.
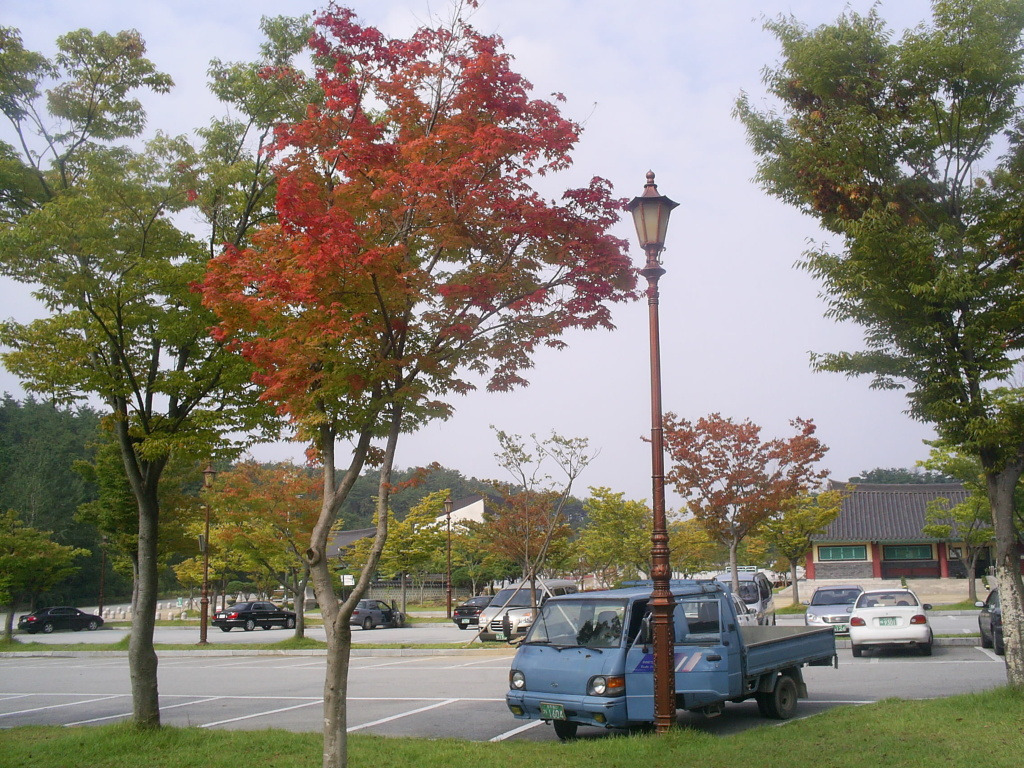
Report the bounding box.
[706,654,722,661]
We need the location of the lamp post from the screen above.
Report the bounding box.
[444,496,454,619]
[628,171,679,733]
[199,464,218,645]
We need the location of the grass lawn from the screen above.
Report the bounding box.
[1,687,1021,768]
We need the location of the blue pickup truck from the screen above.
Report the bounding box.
[506,580,837,739]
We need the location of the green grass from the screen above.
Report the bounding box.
[1,687,1021,768]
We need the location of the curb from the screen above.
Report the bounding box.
[0,646,514,659]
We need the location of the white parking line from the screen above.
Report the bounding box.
[0,694,125,718]
[200,699,323,728]
[65,697,223,726]
[347,699,458,732]
[490,719,546,741]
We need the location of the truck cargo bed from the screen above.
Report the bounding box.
[739,625,837,677]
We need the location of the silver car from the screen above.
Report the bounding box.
[804,584,863,634]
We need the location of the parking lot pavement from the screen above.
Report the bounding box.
[0,644,1008,741]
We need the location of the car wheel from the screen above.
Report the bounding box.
[979,625,992,648]
[763,674,799,720]
[286,617,296,629]
[851,644,863,658]
[919,641,932,656]
[87,620,100,631]
[244,619,256,632]
[552,720,578,741]
[220,626,232,632]
[42,622,55,634]
[994,630,1005,656]
[362,617,373,631]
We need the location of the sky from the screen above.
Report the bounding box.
[0,0,943,509]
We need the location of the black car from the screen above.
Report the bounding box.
[212,601,296,632]
[977,588,1004,655]
[453,595,491,630]
[350,599,404,630]
[18,606,104,634]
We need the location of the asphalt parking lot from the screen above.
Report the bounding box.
[0,641,1009,741]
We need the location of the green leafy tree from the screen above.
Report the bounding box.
[668,517,725,578]
[0,510,88,639]
[736,0,1024,685]
[577,487,651,587]
[0,21,312,725]
[848,467,956,484]
[921,446,997,603]
[761,489,844,604]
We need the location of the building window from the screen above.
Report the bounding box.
[818,545,867,561]
[949,546,963,559]
[882,544,932,560]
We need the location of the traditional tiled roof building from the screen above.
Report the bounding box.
[806,482,988,579]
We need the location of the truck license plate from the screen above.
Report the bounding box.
[540,703,566,720]
[879,617,897,626]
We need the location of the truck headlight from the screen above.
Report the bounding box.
[587,675,625,696]
[509,670,526,690]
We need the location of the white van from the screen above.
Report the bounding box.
[476,578,578,641]
[714,570,775,625]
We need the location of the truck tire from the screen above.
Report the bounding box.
[761,674,798,720]
[552,720,578,741]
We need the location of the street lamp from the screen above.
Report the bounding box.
[444,496,454,619]
[628,171,679,733]
[199,463,218,645]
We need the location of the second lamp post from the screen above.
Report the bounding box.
[628,171,679,733]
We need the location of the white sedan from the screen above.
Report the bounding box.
[848,589,933,657]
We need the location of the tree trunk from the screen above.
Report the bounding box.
[3,600,16,641]
[789,561,800,605]
[307,411,402,768]
[128,486,162,727]
[965,549,981,605]
[728,538,740,595]
[986,464,1024,687]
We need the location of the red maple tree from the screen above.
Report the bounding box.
[663,413,829,592]
[201,6,635,764]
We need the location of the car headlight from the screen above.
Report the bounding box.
[587,675,625,696]
[806,613,822,623]
[509,670,526,690]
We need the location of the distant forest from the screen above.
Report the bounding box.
[0,393,587,606]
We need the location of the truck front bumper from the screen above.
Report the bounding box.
[506,690,628,730]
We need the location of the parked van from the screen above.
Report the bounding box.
[477,578,578,641]
[715,570,775,625]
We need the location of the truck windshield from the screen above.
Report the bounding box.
[527,599,627,648]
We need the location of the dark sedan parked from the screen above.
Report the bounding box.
[350,599,404,630]
[977,589,1004,655]
[18,606,104,634]
[212,601,296,632]
[453,595,491,630]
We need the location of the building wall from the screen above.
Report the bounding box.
[812,561,876,580]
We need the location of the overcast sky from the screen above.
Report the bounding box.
[1,0,942,508]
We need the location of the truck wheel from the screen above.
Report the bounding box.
[762,674,798,720]
[286,617,296,629]
[552,720,578,741]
